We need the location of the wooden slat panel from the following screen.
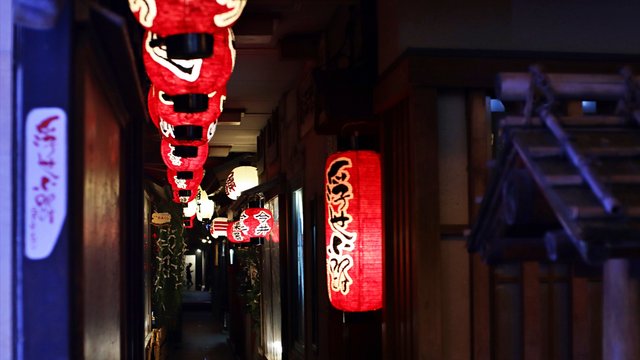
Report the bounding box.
[572,277,590,360]
[382,99,414,360]
[410,88,442,360]
[522,263,542,360]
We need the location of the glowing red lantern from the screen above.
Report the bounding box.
[324,150,382,312]
[129,0,246,58]
[167,168,203,191]
[183,214,196,228]
[239,208,274,238]
[172,187,197,204]
[160,138,208,172]
[147,85,161,129]
[143,28,235,112]
[156,88,225,146]
[226,220,250,243]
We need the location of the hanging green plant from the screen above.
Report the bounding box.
[235,245,262,325]
[151,199,187,329]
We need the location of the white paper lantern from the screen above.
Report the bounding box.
[225,166,258,200]
[196,198,215,221]
[210,217,229,238]
[194,187,215,221]
[183,198,197,217]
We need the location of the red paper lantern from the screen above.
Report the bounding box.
[183,214,196,228]
[156,88,225,145]
[148,85,161,129]
[239,208,274,238]
[167,168,204,191]
[129,0,245,58]
[129,0,246,31]
[324,150,382,312]
[160,138,208,172]
[143,28,235,102]
[226,220,250,243]
[172,187,197,204]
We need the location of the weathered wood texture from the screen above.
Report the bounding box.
[603,259,640,360]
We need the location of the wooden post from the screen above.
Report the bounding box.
[467,91,492,360]
[522,263,542,360]
[603,259,640,360]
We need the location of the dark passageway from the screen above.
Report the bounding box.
[168,291,233,360]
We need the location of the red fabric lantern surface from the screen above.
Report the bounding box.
[147,85,161,129]
[171,187,197,204]
[156,88,225,145]
[239,208,274,238]
[226,220,250,243]
[129,0,246,33]
[143,28,235,95]
[167,168,204,192]
[160,138,209,172]
[324,150,382,312]
[183,214,196,229]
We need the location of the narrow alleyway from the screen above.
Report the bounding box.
[168,291,234,360]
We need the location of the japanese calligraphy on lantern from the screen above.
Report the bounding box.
[325,157,356,295]
[25,108,67,260]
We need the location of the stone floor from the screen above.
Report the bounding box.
[167,291,234,360]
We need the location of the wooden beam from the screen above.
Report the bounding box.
[603,259,640,360]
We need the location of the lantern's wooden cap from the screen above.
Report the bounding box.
[173,94,209,112]
[165,33,214,59]
[176,171,194,180]
[172,145,198,158]
[174,125,203,141]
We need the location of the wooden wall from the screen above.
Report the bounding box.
[77,55,123,360]
[72,17,145,358]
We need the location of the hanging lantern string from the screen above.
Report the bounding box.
[339,120,376,137]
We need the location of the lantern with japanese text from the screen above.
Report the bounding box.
[195,188,215,221]
[324,150,382,312]
[226,220,250,243]
[129,0,246,58]
[143,28,235,112]
[172,188,197,204]
[160,138,209,172]
[167,168,204,192]
[225,166,258,200]
[210,217,229,238]
[239,208,274,238]
[155,88,225,146]
[168,168,203,203]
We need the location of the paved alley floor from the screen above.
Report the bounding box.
[167,291,234,360]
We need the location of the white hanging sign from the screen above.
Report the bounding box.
[25,108,67,260]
